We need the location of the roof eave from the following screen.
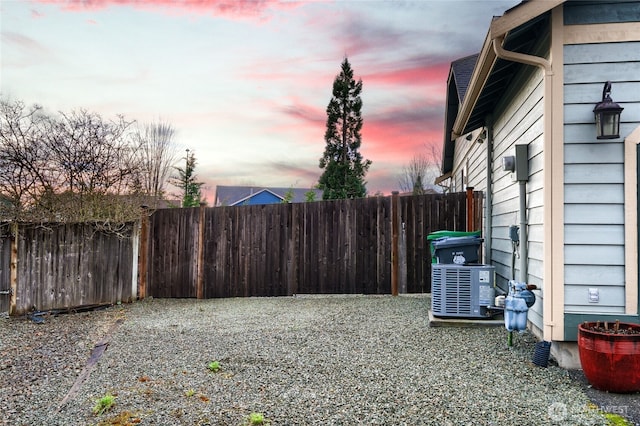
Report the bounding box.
[451,0,566,137]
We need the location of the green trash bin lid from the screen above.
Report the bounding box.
[426,230,481,241]
[427,230,482,264]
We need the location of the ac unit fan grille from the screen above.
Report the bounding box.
[431,264,494,319]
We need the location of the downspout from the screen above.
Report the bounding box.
[484,117,493,274]
[492,36,552,285]
[492,35,555,337]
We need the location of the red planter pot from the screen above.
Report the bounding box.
[577,321,640,393]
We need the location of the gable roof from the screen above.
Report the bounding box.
[440,0,565,176]
[230,188,283,206]
[442,54,479,181]
[451,54,479,104]
[214,185,323,206]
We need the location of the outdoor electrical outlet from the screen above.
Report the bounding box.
[588,288,600,303]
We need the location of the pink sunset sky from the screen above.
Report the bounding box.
[1,0,517,200]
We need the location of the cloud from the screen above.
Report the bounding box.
[34,0,300,20]
[31,8,45,18]
[206,157,320,189]
[1,31,55,69]
[280,102,323,125]
[364,58,451,87]
[2,31,49,53]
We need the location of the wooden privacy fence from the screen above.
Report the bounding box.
[0,222,138,315]
[0,191,482,315]
[143,191,483,298]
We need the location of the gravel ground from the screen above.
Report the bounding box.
[0,295,621,425]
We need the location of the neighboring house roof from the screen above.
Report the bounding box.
[440,0,565,176]
[214,185,323,206]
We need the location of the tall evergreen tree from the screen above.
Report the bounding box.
[171,149,204,207]
[318,57,371,199]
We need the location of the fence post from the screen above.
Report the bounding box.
[138,206,149,300]
[196,202,206,299]
[466,186,475,231]
[391,191,399,296]
[9,222,18,315]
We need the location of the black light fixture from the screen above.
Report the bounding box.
[593,81,624,139]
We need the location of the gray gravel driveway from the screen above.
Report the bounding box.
[0,295,616,425]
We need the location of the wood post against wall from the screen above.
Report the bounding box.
[391,191,399,296]
[9,222,18,315]
[466,186,475,231]
[138,206,149,299]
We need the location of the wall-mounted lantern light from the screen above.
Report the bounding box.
[593,81,624,139]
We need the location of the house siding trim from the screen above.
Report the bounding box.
[564,312,639,341]
[625,125,640,315]
[543,6,566,341]
[564,22,640,44]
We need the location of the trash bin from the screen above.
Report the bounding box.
[427,231,482,264]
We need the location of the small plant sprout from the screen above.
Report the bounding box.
[248,412,267,425]
[207,360,220,372]
[92,393,116,416]
[185,388,195,397]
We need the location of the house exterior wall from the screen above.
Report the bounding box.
[563,43,630,314]
[561,0,640,338]
[492,64,546,332]
[450,51,547,332]
[241,191,282,205]
[451,129,487,193]
[445,1,640,342]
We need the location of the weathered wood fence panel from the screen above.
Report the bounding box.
[204,203,289,297]
[147,192,482,298]
[284,196,391,295]
[0,192,483,316]
[5,223,136,315]
[147,208,200,298]
[401,191,483,293]
[0,225,11,313]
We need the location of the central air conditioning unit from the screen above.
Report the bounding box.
[431,264,495,319]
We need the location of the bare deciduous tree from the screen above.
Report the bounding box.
[133,121,178,199]
[398,144,442,194]
[0,96,180,223]
[0,98,49,218]
[42,109,135,195]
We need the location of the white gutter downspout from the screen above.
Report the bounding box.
[485,117,493,271]
[492,35,555,337]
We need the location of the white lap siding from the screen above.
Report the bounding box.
[492,64,545,331]
[453,60,546,330]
